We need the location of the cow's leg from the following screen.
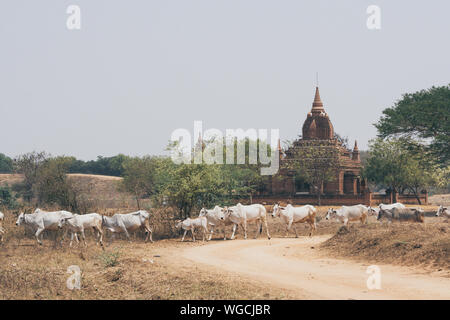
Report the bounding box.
[143,219,153,243]
[286,220,293,237]
[293,224,299,238]
[310,219,317,237]
[230,224,237,240]
[181,230,187,242]
[120,225,131,242]
[191,228,196,242]
[254,220,261,239]
[344,219,349,227]
[35,228,44,245]
[243,221,248,240]
[208,226,214,241]
[75,232,80,244]
[81,230,87,247]
[145,227,154,243]
[69,232,74,247]
[92,227,99,245]
[263,216,271,240]
[361,214,367,225]
[96,227,104,247]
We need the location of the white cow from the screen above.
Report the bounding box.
[102,210,153,242]
[199,206,231,240]
[15,210,74,245]
[225,203,271,240]
[272,204,317,237]
[326,205,369,227]
[369,202,406,218]
[378,207,424,223]
[379,202,406,210]
[58,213,104,247]
[175,216,208,242]
[436,205,449,219]
[0,211,4,242]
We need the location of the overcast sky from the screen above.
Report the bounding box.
[0,0,448,160]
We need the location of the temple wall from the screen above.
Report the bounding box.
[371,193,428,205]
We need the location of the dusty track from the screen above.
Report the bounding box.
[182,236,450,300]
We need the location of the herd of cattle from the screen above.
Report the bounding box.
[0,203,448,246]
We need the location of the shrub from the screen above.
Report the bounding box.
[0,185,19,210]
[98,249,121,268]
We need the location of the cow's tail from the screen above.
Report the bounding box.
[259,223,263,234]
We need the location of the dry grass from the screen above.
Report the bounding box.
[0,174,24,186]
[0,239,295,300]
[321,217,450,273]
[429,194,450,206]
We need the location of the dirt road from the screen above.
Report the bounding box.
[182,236,450,300]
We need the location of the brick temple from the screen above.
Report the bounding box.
[254,86,427,205]
[271,86,365,196]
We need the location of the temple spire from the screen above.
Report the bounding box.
[352,140,360,161]
[277,138,284,160]
[311,86,324,112]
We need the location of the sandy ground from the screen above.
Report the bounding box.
[181,236,450,300]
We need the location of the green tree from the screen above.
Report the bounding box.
[67,154,130,176]
[375,85,450,166]
[0,185,19,209]
[34,156,73,208]
[364,138,437,203]
[219,138,269,203]
[0,153,13,173]
[13,151,49,202]
[163,163,226,218]
[402,155,437,204]
[121,156,172,209]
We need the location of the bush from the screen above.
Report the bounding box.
[98,249,121,268]
[0,186,19,210]
[0,153,13,173]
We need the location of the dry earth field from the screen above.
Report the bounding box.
[0,174,449,299]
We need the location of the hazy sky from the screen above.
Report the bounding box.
[1,0,449,160]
